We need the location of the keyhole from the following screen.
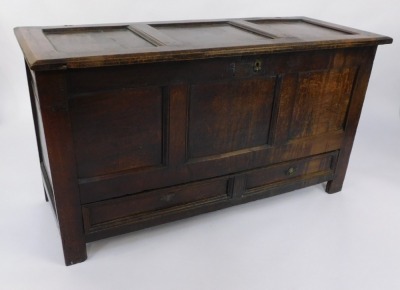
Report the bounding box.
[254,59,262,72]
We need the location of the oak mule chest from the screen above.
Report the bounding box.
[15,17,392,265]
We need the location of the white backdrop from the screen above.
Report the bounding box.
[0,1,399,289]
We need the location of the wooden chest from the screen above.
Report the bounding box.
[15,17,392,265]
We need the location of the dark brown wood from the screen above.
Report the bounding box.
[14,17,392,265]
[25,64,48,202]
[14,17,391,70]
[70,86,164,177]
[33,70,87,265]
[326,47,378,193]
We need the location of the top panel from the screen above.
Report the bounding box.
[248,19,351,38]
[14,17,392,70]
[44,26,156,54]
[151,22,273,46]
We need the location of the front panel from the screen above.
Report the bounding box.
[70,86,165,178]
[67,47,370,203]
[187,78,276,160]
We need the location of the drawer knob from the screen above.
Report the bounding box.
[286,167,296,176]
[253,59,262,72]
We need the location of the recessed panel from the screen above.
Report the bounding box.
[249,20,352,39]
[289,68,357,139]
[44,26,154,54]
[70,87,164,178]
[152,23,271,47]
[188,78,276,159]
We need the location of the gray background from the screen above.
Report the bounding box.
[1,0,399,289]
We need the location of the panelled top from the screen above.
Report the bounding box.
[15,17,392,70]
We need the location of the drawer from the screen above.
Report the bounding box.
[244,152,338,195]
[82,177,231,234]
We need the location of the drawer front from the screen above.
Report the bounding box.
[244,151,337,195]
[82,177,231,234]
[83,151,337,238]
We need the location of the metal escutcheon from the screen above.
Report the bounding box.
[286,167,296,176]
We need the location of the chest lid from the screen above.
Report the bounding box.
[15,17,392,70]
